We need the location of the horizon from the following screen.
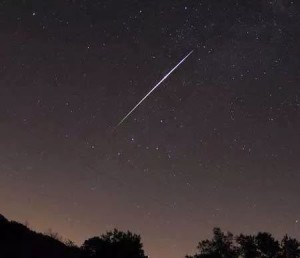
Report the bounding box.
[1,212,299,258]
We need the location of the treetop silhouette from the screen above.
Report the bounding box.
[1,213,300,258]
[187,227,300,258]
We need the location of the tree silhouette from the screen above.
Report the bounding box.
[255,232,280,258]
[81,228,147,258]
[2,213,300,258]
[188,228,300,258]
[280,235,300,258]
[236,234,260,258]
[186,228,238,258]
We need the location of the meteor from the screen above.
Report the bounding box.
[115,50,193,128]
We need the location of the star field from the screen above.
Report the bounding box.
[0,1,299,258]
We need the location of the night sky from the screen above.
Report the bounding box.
[0,1,300,258]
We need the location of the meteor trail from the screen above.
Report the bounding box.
[115,50,193,128]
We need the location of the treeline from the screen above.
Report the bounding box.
[187,227,300,258]
[1,213,300,258]
[0,214,146,258]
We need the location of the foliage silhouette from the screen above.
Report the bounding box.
[81,229,147,258]
[0,213,147,258]
[1,213,300,258]
[255,232,280,257]
[280,235,300,258]
[187,227,300,258]
[186,227,238,258]
[236,234,260,258]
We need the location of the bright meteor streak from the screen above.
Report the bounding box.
[116,50,193,128]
